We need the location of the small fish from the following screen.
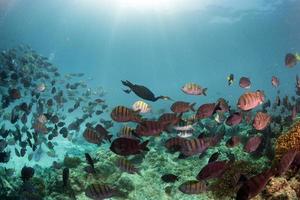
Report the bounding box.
[85,153,96,173]
[132,100,151,113]
[63,167,69,187]
[182,83,207,96]
[36,83,46,92]
[170,101,195,113]
[227,74,234,86]
[21,166,34,182]
[116,158,139,174]
[208,152,219,163]
[0,152,10,163]
[239,77,251,89]
[110,138,149,156]
[161,174,179,183]
[285,53,297,68]
[271,76,280,88]
[9,88,21,100]
[237,90,265,111]
[179,180,206,194]
[244,136,262,153]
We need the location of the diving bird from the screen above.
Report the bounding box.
[121,80,171,102]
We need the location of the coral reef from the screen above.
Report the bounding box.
[275,120,300,159]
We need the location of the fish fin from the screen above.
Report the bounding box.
[190,103,196,112]
[202,88,208,96]
[123,89,131,94]
[106,134,113,143]
[140,140,149,151]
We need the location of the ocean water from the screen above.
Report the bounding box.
[0,0,300,200]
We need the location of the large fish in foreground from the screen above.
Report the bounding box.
[236,168,274,200]
[237,90,265,111]
[122,80,171,101]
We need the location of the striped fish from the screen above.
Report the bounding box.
[180,134,222,157]
[180,138,211,157]
[164,137,187,152]
[181,83,207,96]
[158,113,182,126]
[116,158,139,174]
[111,106,142,123]
[237,90,265,111]
[179,180,207,194]
[83,127,102,145]
[119,126,136,138]
[253,112,271,130]
[170,101,195,113]
[85,184,119,200]
[132,100,151,113]
[236,168,274,200]
[196,160,230,181]
[136,120,167,136]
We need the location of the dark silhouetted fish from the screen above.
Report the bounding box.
[161,174,179,183]
[85,153,96,174]
[0,152,10,163]
[21,166,34,182]
[208,152,219,163]
[164,137,187,152]
[110,137,149,156]
[122,80,171,101]
[63,167,69,187]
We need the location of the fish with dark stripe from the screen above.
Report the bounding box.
[179,180,207,194]
[164,137,187,152]
[85,184,119,200]
[136,120,168,136]
[111,106,142,123]
[116,158,139,174]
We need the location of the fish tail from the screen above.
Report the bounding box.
[121,80,133,88]
[190,103,196,112]
[140,140,149,151]
[202,88,207,96]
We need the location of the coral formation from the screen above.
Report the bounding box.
[275,120,300,159]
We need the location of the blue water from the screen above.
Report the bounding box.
[1,1,300,199]
[1,0,299,107]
